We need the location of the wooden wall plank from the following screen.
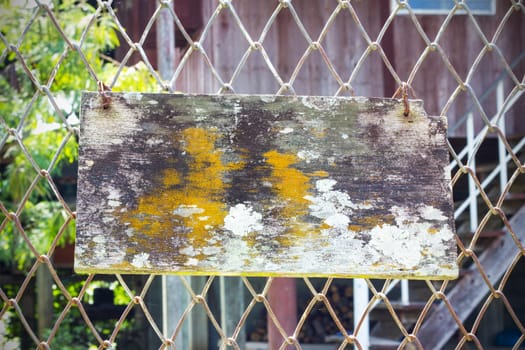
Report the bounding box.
[75,93,456,279]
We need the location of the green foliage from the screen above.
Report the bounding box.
[2,278,139,349]
[0,201,75,270]
[42,279,137,350]
[0,1,159,346]
[0,0,108,271]
[0,0,159,272]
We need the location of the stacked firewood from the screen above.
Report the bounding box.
[249,316,268,342]
[248,283,353,343]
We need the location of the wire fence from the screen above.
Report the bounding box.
[0,0,524,349]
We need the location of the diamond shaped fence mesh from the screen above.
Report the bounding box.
[0,0,524,349]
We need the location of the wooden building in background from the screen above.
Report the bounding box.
[106,1,525,348]
[112,0,524,138]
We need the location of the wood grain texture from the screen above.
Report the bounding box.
[75,92,457,278]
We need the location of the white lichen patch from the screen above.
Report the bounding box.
[131,253,150,268]
[260,95,276,103]
[305,179,371,228]
[186,258,199,266]
[224,204,264,236]
[280,127,294,134]
[368,219,453,269]
[218,238,254,271]
[202,246,221,255]
[106,188,122,208]
[123,92,143,102]
[109,138,123,145]
[93,235,106,244]
[297,149,320,163]
[316,179,337,193]
[87,233,126,268]
[358,206,454,267]
[284,180,455,273]
[301,96,340,110]
[279,214,453,274]
[421,226,452,258]
[324,213,350,229]
[180,245,197,257]
[390,206,412,226]
[108,200,121,207]
[173,205,205,217]
[145,138,164,146]
[108,188,121,200]
[232,102,242,114]
[419,205,447,221]
[367,223,424,268]
[286,234,365,273]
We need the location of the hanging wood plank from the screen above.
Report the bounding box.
[75,93,457,279]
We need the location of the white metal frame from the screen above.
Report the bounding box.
[354,79,524,349]
[390,0,496,16]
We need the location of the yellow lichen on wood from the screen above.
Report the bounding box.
[109,261,135,270]
[121,127,243,256]
[263,150,315,242]
[264,150,311,206]
[309,170,330,177]
[162,168,181,186]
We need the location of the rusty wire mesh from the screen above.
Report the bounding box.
[1,0,524,349]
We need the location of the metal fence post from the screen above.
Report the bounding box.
[353,279,369,350]
[466,113,478,233]
[497,81,508,193]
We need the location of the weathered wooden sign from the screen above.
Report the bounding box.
[75,93,457,279]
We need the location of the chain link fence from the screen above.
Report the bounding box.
[0,0,524,349]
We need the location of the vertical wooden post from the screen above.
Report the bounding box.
[220,277,246,349]
[21,279,36,350]
[190,276,209,350]
[162,276,190,348]
[267,278,297,350]
[156,1,175,83]
[146,277,163,350]
[36,266,53,337]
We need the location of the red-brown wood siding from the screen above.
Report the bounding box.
[113,0,524,137]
